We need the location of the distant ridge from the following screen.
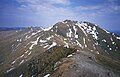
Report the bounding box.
[0,27,25,31]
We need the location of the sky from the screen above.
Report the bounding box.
[0,0,120,31]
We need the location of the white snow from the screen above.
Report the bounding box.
[19,60,24,65]
[112,41,115,45]
[39,40,47,43]
[88,26,98,40]
[25,50,29,54]
[83,38,87,47]
[42,26,53,31]
[109,48,112,50]
[110,37,113,41]
[32,36,40,45]
[6,67,15,73]
[43,45,49,48]
[31,33,36,36]
[116,36,120,40]
[44,74,50,77]
[27,31,40,39]
[64,41,69,48]
[55,26,58,32]
[11,60,16,64]
[28,51,32,55]
[67,24,70,27]
[93,26,96,31]
[73,26,78,38]
[46,35,54,40]
[29,44,34,50]
[76,22,87,36]
[78,23,98,40]
[20,54,24,58]
[95,42,98,45]
[19,74,23,77]
[103,29,110,34]
[64,38,67,40]
[17,39,22,42]
[67,54,73,57]
[17,39,19,42]
[94,46,96,50]
[76,40,83,49]
[66,28,72,37]
[47,42,57,49]
[75,35,78,38]
[102,39,107,42]
[29,36,40,50]
[97,51,100,54]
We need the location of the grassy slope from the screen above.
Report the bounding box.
[3,46,76,77]
[96,54,120,75]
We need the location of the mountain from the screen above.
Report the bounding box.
[0,20,120,77]
[0,27,25,31]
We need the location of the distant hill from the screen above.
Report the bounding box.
[0,27,25,31]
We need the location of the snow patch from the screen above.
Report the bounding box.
[20,54,24,58]
[29,36,40,50]
[116,36,120,40]
[47,42,57,49]
[29,44,34,50]
[42,26,53,31]
[112,41,115,45]
[83,38,87,47]
[19,60,24,65]
[76,22,87,36]
[46,35,54,40]
[102,39,107,42]
[66,28,72,37]
[73,26,78,38]
[28,51,32,55]
[25,50,29,54]
[11,60,16,64]
[110,37,113,41]
[87,26,98,40]
[6,67,15,73]
[67,54,73,57]
[64,41,69,48]
[19,74,23,77]
[44,74,50,77]
[103,29,110,34]
[64,38,67,41]
[39,40,47,43]
[97,51,100,54]
[17,39,22,42]
[76,40,83,49]
[109,48,112,50]
[43,45,49,48]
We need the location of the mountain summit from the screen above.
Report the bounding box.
[0,20,120,77]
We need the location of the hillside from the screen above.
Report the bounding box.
[0,20,120,77]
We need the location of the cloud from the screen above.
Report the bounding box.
[74,0,120,17]
[15,0,120,27]
[16,0,75,27]
[17,0,120,17]
[47,0,70,5]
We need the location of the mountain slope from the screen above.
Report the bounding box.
[0,20,120,77]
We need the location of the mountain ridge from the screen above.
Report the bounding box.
[0,20,120,77]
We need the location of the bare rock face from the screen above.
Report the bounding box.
[0,20,120,77]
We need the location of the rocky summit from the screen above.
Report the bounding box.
[0,20,120,77]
